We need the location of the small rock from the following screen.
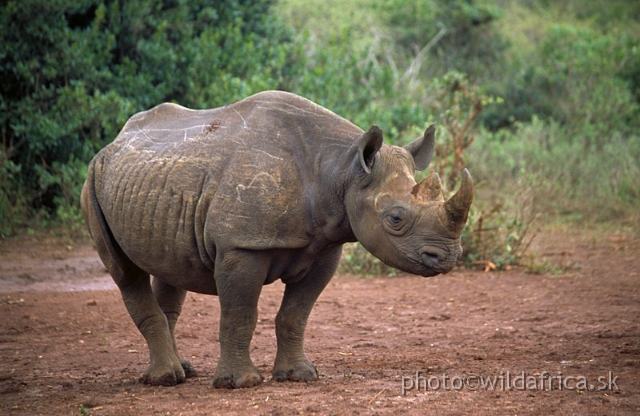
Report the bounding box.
[87,299,97,306]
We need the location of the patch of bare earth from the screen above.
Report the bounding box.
[0,227,638,415]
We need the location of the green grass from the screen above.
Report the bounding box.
[467,119,640,224]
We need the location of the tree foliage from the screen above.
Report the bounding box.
[0,0,295,235]
[483,24,640,138]
[370,0,507,82]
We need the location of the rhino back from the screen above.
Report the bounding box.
[92,91,361,287]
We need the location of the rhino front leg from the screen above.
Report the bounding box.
[212,251,268,389]
[152,278,196,378]
[273,246,342,383]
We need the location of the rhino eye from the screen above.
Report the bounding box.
[384,207,408,235]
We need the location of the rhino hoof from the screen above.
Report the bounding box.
[212,370,263,389]
[181,360,197,378]
[272,365,318,383]
[139,357,188,386]
[140,370,185,386]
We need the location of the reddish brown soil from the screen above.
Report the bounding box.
[1,226,639,415]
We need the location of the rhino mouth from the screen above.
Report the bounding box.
[419,251,457,277]
[375,246,459,277]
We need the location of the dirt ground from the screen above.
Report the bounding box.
[0,225,638,415]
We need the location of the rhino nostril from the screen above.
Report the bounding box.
[422,252,440,265]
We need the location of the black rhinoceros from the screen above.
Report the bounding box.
[81,90,473,388]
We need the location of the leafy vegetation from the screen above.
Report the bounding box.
[1,0,296,235]
[338,242,397,278]
[2,0,639,272]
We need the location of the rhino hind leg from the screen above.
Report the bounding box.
[152,278,197,378]
[272,246,342,383]
[81,180,187,386]
[119,276,188,386]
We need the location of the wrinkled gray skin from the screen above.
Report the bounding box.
[81,91,473,389]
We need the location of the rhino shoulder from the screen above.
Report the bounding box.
[126,102,197,128]
[238,91,356,127]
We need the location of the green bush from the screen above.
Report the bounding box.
[483,22,640,136]
[0,0,297,235]
[338,243,397,277]
[371,0,507,82]
[460,177,540,270]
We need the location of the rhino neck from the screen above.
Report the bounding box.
[311,143,359,245]
[343,169,377,244]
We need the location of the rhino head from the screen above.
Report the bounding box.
[345,124,473,277]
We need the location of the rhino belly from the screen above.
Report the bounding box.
[110,199,218,295]
[98,158,219,294]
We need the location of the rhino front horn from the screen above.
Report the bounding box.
[444,169,474,231]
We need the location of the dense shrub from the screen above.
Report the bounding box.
[0,0,296,236]
[483,19,640,137]
[371,0,507,82]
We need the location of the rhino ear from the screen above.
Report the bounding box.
[404,123,435,171]
[358,126,383,174]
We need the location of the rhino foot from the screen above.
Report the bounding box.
[212,368,263,389]
[139,360,186,386]
[181,360,197,378]
[272,363,318,383]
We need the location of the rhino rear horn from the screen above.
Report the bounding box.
[404,123,435,171]
[358,126,383,174]
[444,169,474,231]
[412,172,444,202]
